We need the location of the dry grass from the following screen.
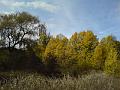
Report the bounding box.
[0,71,120,90]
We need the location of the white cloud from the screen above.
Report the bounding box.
[0,10,15,14]
[27,1,57,13]
[0,0,58,13]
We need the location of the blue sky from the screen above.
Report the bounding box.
[0,0,120,40]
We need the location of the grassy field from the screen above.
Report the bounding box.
[0,71,120,90]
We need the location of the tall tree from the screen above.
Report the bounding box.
[103,36,120,77]
[33,25,51,60]
[44,34,68,74]
[0,12,46,51]
[69,31,98,71]
[91,44,106,70]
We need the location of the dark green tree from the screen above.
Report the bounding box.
[0,12,46,51]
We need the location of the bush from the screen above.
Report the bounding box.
[0,49,9,70]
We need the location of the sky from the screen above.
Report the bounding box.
[0,0,120,40]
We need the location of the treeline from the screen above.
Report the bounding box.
[0,12,120,77]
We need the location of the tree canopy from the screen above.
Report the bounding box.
[0,12,48,51]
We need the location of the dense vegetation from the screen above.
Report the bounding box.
[0,12,120,89]
[0,71,120,90]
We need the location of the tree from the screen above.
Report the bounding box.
[103,36,120,77]
[0,12,45,51]
[44,37,60,74]
[91,44,106,70]
[38,24,51,46]
[54,34,68,73]
[44,34,68,75]
[32,24,51,60]
[69,32,80,52]
[69,31,98,71]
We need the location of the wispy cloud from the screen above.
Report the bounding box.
[0,11,15,14]
[0,0,58,13]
